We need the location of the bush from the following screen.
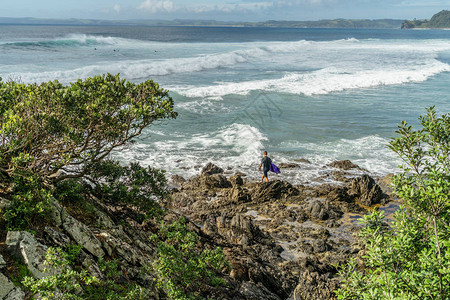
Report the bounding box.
[151,217,230,299]
[22,247,150,300]
[336,107,450,299]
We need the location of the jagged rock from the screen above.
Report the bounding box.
[217,213,265,246]
[348,175,385,206]
[60,208,105,257]
[308,200,329,220]
[230,187,251,203]
[4,287,25,300]
[327,160,361,170]
[0,254,6,269]
[229,174,244,186]
[252,180,298,202]
[43,227,72,248]
[201,163,224,175]
[239,281,281,300]
[92,205,115,229]
[195,174,232,189]
[171,174,186,187]
[5,231,49,279]
[0,273,15,299]
[279,163,299,169]
[327,187,352,202]
[291,269,340,300]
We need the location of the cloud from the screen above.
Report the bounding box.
[138,0,175,13]
[187,2,273,14]
[113,4,121,13]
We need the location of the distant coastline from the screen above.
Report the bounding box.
[0,16,403,29]
[402,10,450,29]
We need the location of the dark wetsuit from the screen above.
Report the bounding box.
[261,156,272,178]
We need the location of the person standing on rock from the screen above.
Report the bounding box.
[259,151,272,183]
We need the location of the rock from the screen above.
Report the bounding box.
[0,197,11,211]
[43,227,72,248]
[294,158,311,164]
[279,163,300,169]
[0,254,6,269]
[252,180,298,202]
[230,187,251,203]
[5,231,49,279]
[327,160,361,170]
[308,200,329,220]
[61,208,105,257]
[171,174,186,187]
[0,273,15,299]
[4,287,25,300]
[199,174,232,189]
[348,175,385,206]
[239,281,282,300]
[378,173,395,195]
[201,163,224,175]
[327,187,352,202]
[229,174,244,186]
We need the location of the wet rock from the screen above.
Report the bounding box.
[294,158,311,164]
[171,174,186,187]
[201,162,224,175]
[327,187,352,202]
[6,231,49,279]
[308,200,329,220]
[279,163,300,169]
[252,180,299,202]
[312,239,331,253]
[348,175,386,206]
[327,160,361,170]
[229,174,244,186]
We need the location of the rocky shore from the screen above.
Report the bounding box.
[0,160,395,299]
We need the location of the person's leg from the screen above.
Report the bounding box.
[264,170,269,182]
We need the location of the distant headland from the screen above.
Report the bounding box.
[0,16,403,28]
[402,10,450,29]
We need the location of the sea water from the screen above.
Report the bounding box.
[1,25,449,184]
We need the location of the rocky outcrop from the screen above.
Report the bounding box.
[201,162,224,175]
[327,160,361,170]
[5,231,50,279]
[348,175,386,206]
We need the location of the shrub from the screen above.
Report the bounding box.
[336,107,450,299]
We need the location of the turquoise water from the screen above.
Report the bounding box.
[1,25,449,183]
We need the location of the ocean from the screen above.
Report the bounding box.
[1,25,449,184]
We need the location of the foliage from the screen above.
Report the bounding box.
[22,247,150,300]
[0,74,177,183]
[402,10,450,28]
[89,160,168,219]
[151,217,230,299]
[2,175,52,230]
[336,107,450,299]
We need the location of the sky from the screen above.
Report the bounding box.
[1,0,449,22]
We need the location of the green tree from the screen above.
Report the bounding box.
[336,107,450,299]
[0,74,176,183]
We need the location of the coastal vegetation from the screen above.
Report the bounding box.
[337,107,450,299]
[402,10,450,28]
[1,74,449,299]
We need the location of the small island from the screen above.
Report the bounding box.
[402,10,450,28]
